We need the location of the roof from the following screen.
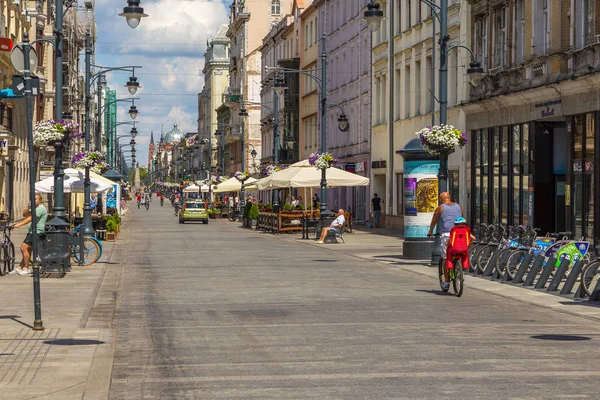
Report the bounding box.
[164,124,183,143]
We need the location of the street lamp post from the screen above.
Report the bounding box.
[416,0,483,264]
[97,98,139,165]
[83,30,141,237]
[20,32,44,331]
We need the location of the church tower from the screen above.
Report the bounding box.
[148,131,155,171]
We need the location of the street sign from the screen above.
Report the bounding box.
[10,44,38,73]
[0,138,7,156]
[0,38,13,52]
[12,75,39,96]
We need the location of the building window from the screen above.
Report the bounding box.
[271,0,280,15]
[474,15,488,71]
[534,0,550,55]
[493,7,506,67]
[576,0,595,49]
[515,0,525,64]
[407,0,412,29]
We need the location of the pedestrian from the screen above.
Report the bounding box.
[10,194,48,275]
[313,193,320,209]
[371,193,383,228]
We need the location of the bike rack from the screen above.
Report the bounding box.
[534,258,556,289]
[547,258,570,292]
[559,260,583,295]
[511,253,536,284]
[482,249,501,277]
[523,257,547,286]
[589,279,600,302]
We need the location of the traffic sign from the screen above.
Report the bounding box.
[10,44,38,73]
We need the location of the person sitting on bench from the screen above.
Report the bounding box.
[316,209,345,244]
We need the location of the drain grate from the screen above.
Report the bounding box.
[0,328,60,386]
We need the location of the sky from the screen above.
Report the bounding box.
[91,0,231,168]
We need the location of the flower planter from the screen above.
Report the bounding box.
[251,219,257,229]
[106,232,117,242]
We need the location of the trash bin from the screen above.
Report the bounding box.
[40,216,71,274]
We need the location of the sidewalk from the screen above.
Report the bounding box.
[0,221,127,399]
[272,224,600,322]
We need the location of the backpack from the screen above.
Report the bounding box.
[449,225,471,253]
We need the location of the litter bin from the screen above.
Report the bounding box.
[39,216,71,274]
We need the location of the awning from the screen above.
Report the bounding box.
[0,89,23,99]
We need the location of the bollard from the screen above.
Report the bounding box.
[483,249,501,277]
[511,253,535,284]
[560,260,584,295]
[534,258,557,289]
[588,278,600,302]
[547,258,570,292]
[523,257,548,286]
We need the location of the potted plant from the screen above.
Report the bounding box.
[71,151,111,174]
[106,217,117,241]
[243,200,252,227]
[112,212,121,233]
[308,152,339,170]
[207,208,216,219]
[249,204,259,229]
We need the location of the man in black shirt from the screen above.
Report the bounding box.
[371,193,383,228]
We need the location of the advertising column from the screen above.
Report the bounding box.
[404,160,440,237]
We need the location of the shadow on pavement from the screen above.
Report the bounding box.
[558,301,600,309]
[415,289,450,296]
[44,339,105,346]
[531,334,591,341]
[0,315,33,329]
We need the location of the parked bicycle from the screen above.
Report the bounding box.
[69,225,103,266]
[0,223,15,276]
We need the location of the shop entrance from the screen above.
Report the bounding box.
[533,121,567,235]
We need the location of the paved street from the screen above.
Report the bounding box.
[105,204,600,400]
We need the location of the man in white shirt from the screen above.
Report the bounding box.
[316,209,346,244]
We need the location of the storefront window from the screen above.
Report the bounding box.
[512,125,521,226]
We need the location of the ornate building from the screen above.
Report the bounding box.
[147,131,155,171]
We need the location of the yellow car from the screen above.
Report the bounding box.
[178,200,209,224]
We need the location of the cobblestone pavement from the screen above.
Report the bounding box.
[107,206,600,400]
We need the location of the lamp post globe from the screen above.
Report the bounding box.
[130,127,138,138]
[250,149,257,159]
[126,76,140,95]
[119,0,148,29]
[128,105,138,119]
[363,1,384,32]
[130,139,135,148]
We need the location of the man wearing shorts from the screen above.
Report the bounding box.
[10,194,47,275]
[316,209,346,244]
[427,192,464,290]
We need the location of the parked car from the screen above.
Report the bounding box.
[179,200,209,224]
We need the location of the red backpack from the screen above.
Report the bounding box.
[449,225,471,253]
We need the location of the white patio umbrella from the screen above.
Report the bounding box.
[35,173,113,194]
[213,176,258,193]
[254,160,369,190]
[183,184,201,193]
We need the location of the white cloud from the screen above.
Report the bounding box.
[94,0,229,167]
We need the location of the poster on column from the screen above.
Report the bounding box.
[404,160,439,238]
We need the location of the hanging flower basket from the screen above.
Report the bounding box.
[308,152,339,170]
[33,120,82,147]
[263,164,286,176]
[416,124,467,155]
[71,151,110,174]
[234,171,251,182]
[203,176,227,186]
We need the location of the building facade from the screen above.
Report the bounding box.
[226,0,292,176]
[198,25,230,180]
[371,0,470,229]
[463,0,600,244]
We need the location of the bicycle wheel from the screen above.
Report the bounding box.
[4,241,15,274]
[469,244,486,272]
[438,258,449,292]
[505,249,527,280]
[494,248,512,276]
[71,237,101,266]
[468,244,483,271]
[228,211,235,222]
[581,261,600,297]
[476,245,494,274]
[453,258,464,297]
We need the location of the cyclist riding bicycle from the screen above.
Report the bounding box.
[446,217,475,270]
[136,193,142,209]
[173,198,180,216]
[160,194,164,207]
